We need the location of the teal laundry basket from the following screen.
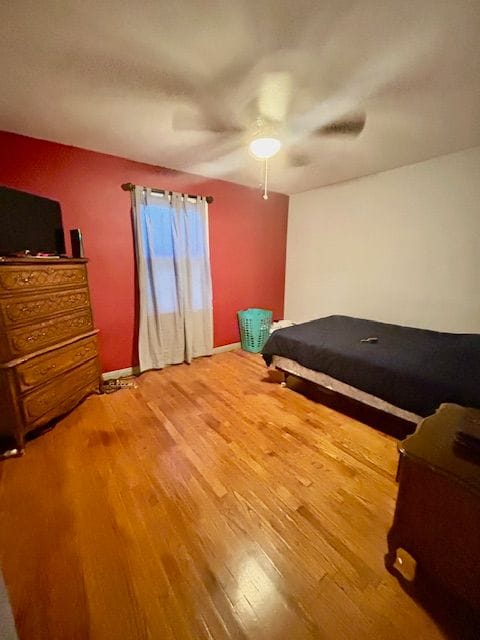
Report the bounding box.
[237,308,273,353]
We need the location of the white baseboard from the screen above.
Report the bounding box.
[212,342,241,354]
[102,343,241,380]
[102,366,139,381]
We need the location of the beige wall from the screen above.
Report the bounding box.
[285,146,480,333]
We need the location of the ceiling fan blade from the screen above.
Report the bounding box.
[315,114,366,137]
[172,104,242,134]
[287,150,312,168]
[187,146,247,178]
[171,106,205,132]
[257,71,292,124]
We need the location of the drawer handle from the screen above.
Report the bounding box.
[27,332,46,341]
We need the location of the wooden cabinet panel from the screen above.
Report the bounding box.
[1,309,93,361]
[21,358,100,423]
[0,287,91,329]
[28,379,100,433]
[15,334,98,392]
[0,259,101,452]
[386,405,480,611]
[0,263,87,295]
[0,370,22,444]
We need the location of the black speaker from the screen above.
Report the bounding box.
[70,228,84,258]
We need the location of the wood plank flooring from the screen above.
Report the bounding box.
[0,351,477,639]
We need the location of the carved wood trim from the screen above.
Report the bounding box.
[0,288,90,327]
[22,359,100,421]
[0,265,87,294]
[2,310,93,360]
[16,336,98,391]
[26,379,100,433]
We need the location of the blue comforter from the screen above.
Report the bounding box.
[262,315,480,417]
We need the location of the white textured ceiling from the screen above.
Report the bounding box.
[1,0,479,194]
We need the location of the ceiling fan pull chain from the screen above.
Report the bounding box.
[263,159,269,200]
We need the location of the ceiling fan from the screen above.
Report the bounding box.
[172,70,366,198]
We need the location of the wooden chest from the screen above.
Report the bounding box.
[0,258,101,452]
[386,404,480,611]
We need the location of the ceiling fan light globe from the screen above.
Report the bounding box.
[249,137,281,160]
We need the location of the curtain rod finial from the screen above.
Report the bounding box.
[121,182,135,191]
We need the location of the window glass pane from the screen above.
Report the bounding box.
[141,203,178,313]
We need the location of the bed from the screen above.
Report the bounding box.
[262,315,480,422]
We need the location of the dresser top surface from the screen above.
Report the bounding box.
[400,403,480,492]
[0,257,88,265]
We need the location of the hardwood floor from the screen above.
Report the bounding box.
[0,351,477,639]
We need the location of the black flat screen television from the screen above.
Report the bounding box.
[0,185,66,256]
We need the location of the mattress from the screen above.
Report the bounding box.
[262,315,480,417]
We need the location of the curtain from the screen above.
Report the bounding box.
[132,186,213,372]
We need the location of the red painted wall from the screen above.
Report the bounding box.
[0,131,288,372]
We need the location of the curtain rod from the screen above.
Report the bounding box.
[121,182,214,204]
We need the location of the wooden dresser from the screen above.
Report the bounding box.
[386,404,480,611]
[0,258,101,453]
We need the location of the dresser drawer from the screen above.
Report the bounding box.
[15,334,98,392]
[0,309,93,361]
[0,287,91,329]
[21,358,100,424]
[0,263,87,295]
[27,379,100,433]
